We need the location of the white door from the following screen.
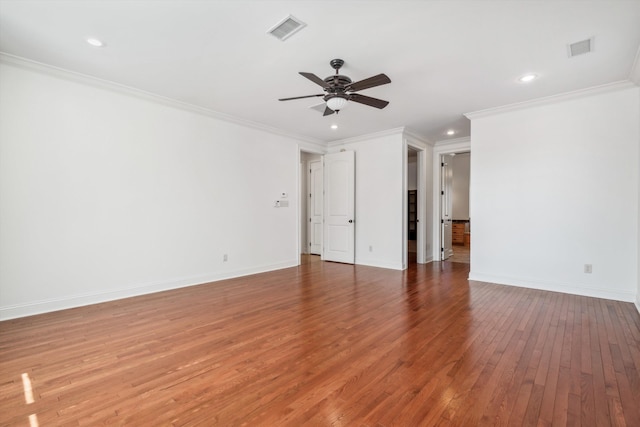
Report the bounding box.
[441,154,454,260]
[308,160,323,255]
[323,151,355,264]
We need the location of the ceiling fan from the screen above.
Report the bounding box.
[278,59,391,116]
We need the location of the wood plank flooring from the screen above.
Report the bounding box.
[1,257,640,426]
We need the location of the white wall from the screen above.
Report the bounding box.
[452,153,470,220]
[330,131,404,270]
[0,60,304,319]
[468,85,640,302]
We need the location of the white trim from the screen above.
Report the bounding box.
[327,126,431,148]
[0,52,327,152]
[469,273,637,303]
[0,261,298,321]
[355,259,404,271]
[403,128,434,146]
[404,138,427,265]
[327,127,407,147]
[635,299,640,316]
[434,136,471,147]
[465,81,636,120]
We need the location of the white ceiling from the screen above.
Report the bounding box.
[1,0,639,143]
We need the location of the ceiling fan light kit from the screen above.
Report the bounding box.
[279,58,391,116]
[326,96,348,111]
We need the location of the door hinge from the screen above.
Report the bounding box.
[441,247,444,252]
[441,219,444,224]
[441,190,444,195]
[441,162,444,167]
[309,242,312,247]
[309,218,312,222]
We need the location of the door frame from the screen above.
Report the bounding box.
[403,141,427,267]
[432,138,471,261]
[307,159,323,255]
[298,147,326,265]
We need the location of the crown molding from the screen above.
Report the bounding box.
[402,127,433,146]
[465,80,637,120]
[326,126,407,147]
[0,52,326,150]
[434,136,471,146]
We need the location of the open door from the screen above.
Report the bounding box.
[323,151,355,264]
[441,154,454,260]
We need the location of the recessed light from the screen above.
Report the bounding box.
[331,124,338,130]
[86,38,105,47]
[446,130,455,136]
[519,73,537,83]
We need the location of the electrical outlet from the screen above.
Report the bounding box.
[584,264,592,274]
[223,254,228,262]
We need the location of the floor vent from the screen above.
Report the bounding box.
[568,38,593,57]
[268,15,306,41]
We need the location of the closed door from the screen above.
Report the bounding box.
[308,160,322,255]
[323,151,355,264]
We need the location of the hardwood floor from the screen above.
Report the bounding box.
[2,258,640,426]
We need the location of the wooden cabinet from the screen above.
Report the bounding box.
[452,222,465,245]
[408,190,417,240]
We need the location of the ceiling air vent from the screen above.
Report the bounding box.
[268,15,306,41]
[568,38,593,58]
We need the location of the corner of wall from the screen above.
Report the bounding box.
[629,44,640,86]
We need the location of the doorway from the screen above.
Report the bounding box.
[404,143,426,268]
[432,138,471,262]
[407,148,419,264]
[439,151,470,263]
[300,151,322,260]
[299,149,356,265]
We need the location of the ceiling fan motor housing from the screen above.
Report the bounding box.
[324,75,352,88]
[330,58,345,70]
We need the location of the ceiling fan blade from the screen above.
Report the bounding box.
[300,72,330,88]
[279,94,324,101]
[347,74,391,92]
[323,106,335,116]
[349,93,389,109]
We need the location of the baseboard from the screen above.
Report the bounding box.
[468,272,636,303]
[0,260,298,321]
[355,259,404,270]
[635,298,640,316]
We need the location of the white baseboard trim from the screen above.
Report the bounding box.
[0,260,298,321]
[468,272,636,303]
[355,259,404,270]
[635,299,640,316]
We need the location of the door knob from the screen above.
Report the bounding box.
[348,219,353,223]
